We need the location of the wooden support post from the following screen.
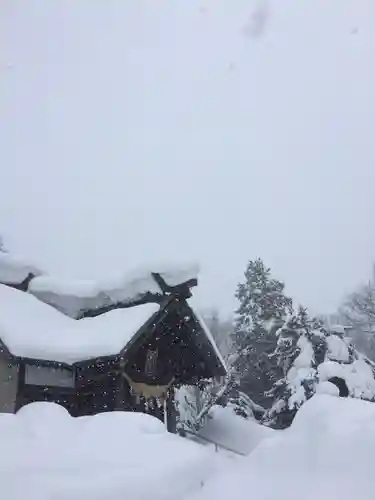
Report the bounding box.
[165,387,177,433]
[14,362,25,413]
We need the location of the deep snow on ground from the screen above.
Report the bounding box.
[189,395,375,500]
[1,396,375,500]
[0,403,223,500]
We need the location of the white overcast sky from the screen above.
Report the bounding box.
[1,0,374,317]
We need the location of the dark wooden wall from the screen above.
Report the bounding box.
[13,302,218,433]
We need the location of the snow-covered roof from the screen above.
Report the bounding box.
[188,303,228,373]
[0,284,159,364]
[0,252,43,286]
[0,250,199,318]
[28,264,199,318]
[0,278,225,373]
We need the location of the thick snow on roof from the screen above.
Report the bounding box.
[157,263,199,287]
[29,263,199,318]
[29,276,118,318]
[30,276,100,298]
[0,284,159,364]
[0,251,43,285]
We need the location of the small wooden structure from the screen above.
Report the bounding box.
[0,265,227,432]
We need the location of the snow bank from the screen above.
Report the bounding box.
[292,393,375,433]
[190,395,375,500]
[0,251,43,285]
[0,284,159,363]
[4,396,375,500]
[198,405,274,456]
[29,263,199,318]
[315,380,340,396]
[318,359,375,400]
[0,402,218,500]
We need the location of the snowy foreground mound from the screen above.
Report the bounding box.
[2,397,375,500]
[0,403,221,500]
[191,395,375,500]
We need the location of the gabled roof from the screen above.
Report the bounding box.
[0,284,227,377]
[0,254,227,375]
[0,284,159,365]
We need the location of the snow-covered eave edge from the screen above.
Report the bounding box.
[0,251,43,287]
[0,294,223,370]
[187,302,228,375]
[61,290,166,320]
[0,306,162,369]
[27,269,199,319]
[32,277,198,320]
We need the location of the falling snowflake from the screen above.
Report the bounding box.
[243,0,270,40]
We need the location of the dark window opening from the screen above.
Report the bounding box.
[144,348,158,376]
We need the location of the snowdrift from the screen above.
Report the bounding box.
[0,403,220,500]
[191,395,375,500]
[2,396,375,500]
[318,359,375,400]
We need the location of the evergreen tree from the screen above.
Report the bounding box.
[225,380,265,420]
[231,259,293,408]
[265,307,326,428]
[339,272,375,360]
[265,311,375,429]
